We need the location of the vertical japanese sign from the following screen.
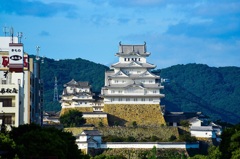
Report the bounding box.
[8,43,23,72]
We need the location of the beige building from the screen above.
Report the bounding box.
[0,36,43,129]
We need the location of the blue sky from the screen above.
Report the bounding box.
[1,0,240,69]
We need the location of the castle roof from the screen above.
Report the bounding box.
[116,43,150,57]
[64,79,90,88]
[111,61,156,68]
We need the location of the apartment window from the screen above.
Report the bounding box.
[0,98,12,107]
[128,58,130,61]
[141,98,145,101]
[137,71,141,74]
[134,98,138,101]
[5,116,12,124]
[114,80,118,83]
[124,58,126,61]
[111,90,115,93]
[118,98,122,101]
[126,98,130,101]
[111,98,115,102]
[153,90,157,93]
[149,80,153,83]
[1,79,7,84]
[149,98,153,101]
[139,58,141,61]
[118,90,122,93]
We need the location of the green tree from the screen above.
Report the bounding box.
[148,146,157,159]
[132,121,138,128]
[0,133,17,158]
[9,123,88,159]
[60,109,86,127]
[180,120,190,127]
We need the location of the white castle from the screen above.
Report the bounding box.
[101,42,164,104]
[60,42,166,126]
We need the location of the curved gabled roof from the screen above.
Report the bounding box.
[116,43,151,57]
[111,61,156,68]
[64,79,90,88]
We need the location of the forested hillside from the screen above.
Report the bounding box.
[38,56,240,124]
[36,56,109,111]
[160,64,240,124]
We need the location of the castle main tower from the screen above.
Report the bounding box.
[101,42,166,126]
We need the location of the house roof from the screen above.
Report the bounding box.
[164,112,203,123]
[190,126,213,131]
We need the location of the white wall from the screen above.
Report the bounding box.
[191,130,215,138]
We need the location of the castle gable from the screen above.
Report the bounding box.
[110,70,129,78]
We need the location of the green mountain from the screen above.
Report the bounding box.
[38,57,109,111]
[160,64,240,124]
[39,56,240,124]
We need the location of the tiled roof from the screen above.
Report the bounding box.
[190,126,213,131]
[111,61,156,68]
[116,43,150,56]
[64,79,90,88]
[164,112,203,123]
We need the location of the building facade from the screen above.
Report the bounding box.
[0,35,43,129]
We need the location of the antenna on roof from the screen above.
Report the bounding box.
[17,32,23,43]
[36,46,40,61]
[9,27,14,43]
[2,26,9,36]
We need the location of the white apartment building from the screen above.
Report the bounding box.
[0,35,43,129]
[101,42,164,104]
